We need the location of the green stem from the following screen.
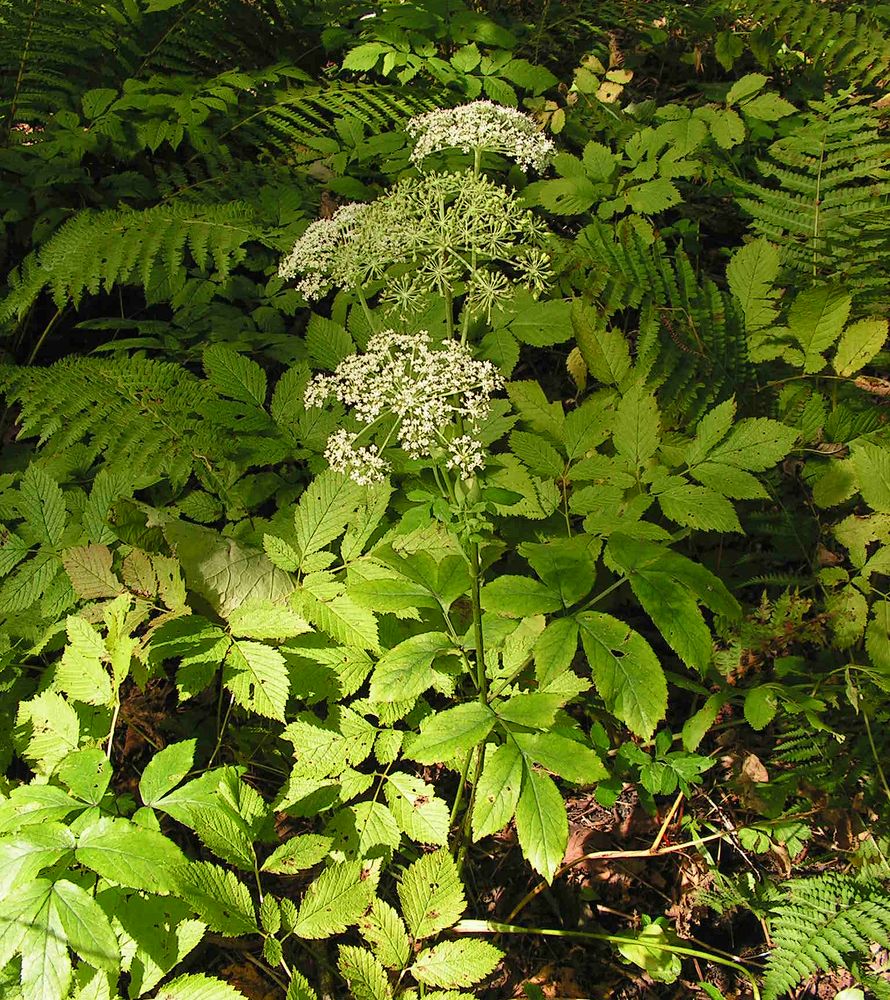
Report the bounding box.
[863,704,890,805]
[454,920,763,1000]
[26,306,63,365]
[469,542,487,702]
[356,287,375,333]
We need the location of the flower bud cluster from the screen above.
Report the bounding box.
[406,101,555,172]
[306,330,504,483]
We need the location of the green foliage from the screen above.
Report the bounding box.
[0,1,889,998]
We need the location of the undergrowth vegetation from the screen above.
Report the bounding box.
[0,1,889,998]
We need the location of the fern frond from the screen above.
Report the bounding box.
[0,201,260,324]
[0,356,218,487]
[741,0,890,89]
[735,92,890,311]
[764,873,890,1000]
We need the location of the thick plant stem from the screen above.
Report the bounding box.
[469,542,487,703]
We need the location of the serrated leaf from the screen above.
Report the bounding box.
[533,617,579,686]
[325,801,400,860]
[513,732,607,785]
[204,345,267,406]
[690,463,767,500]
[471,743,523,841]
[263,535,301,571]
[740,91,795,121]
[509,431,565,478]
[306,314,354,370]
[165,521,294,617]
[834,319,887,377]
[727,239,780,334]
[157,974,250,999]
[140,740,197,805]
[572,302,631,387]
[227,598,311,639]
[657,483,742,533]
[295,470,363,561]
[577,611,666,738]
[294,860,379,939]
[625,177,681,215]
[515,763,567,884]
[173,861,258,936]
[524,175,598,214]
[76,817,185,892]
[359,898,410,970]
[851,443,890,512]
[505,298,573,347]
[613,385,660,467]
[51,879,119,972]
[341,481,392,562]
[788,287,851,373]
[506,381,564,440]
[369,632,453,702]
[20,465,66,547]
[10,880,72,1000]
[406,702,495,765]
[0,824,75,897]
[399,848,465,939]
[223,639,289,721]
[62,544,122,600]
[338,945,392,1000]
[0,551,59,612]
[262,834,333,874]
[15,690,80,773]
[385,772,449,846]
[744,686,778,730]
[300,588,379,650]
[480,575,562,617]
[190,806,256,870]
[706,417,797,471]
[58,748,111,804]
[411,939,503,988]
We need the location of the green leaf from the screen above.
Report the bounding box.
[0,550,59,612]
[406,702,495,765]
[0,823,75,897]
[613,385,660,468]
[744,686,778,730]
[174,861,258,936]
[690,463,768,500]
[76,817,186,893]
[533,617,579,686]
[788,287,852,373]
[294,470,363,561]
[471,743,523,841]
[506,381,564,440]
[399,848,465,939]
[165,521,294,617]
[299,588,379,650]
[572,302,632,387]
[513,732,608,785]
[20,465,66,547]
[262,833,333,874]
[616,923,682,983]
[338,945,392,1000]
[411,939,503,988]
[385,772,450,846]
[342,41,386,71]
[156,973,250,999]
[189,806,256,870]
[306,314,354,371]
[625,178,681,215]
[657,483,742,533]
[496,692,563,729]
[524,175,598,214]
[866,600,890,672]
[223,639,289,721]
[834,319,888,377]
[61,544,122,600]
[10,880,71,1000]
[500,297,573,348]
[726,73,767,105]
[727,239,780,334]
[520,536,599,607]
[359,899,410,970]
[55,617,112,706]
[227,598,312,639]
[203,345,267,406]
[705,417,797,472]
[509,430,565,478]
[851,443,890,512]
[370,632,454,702]
[294,860,379,939]
[58,748,111,804]
[740,92,795,121]
[286,971,319,1000]
[140,740,196,806]
[515,764,567,883]
[325,801,400,861]
[51,879,119,972]
[576,611,667,738]
[480,575,562,617]
[15,690,80,774]
[341,482,392,562]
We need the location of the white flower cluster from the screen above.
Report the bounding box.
[306,330,504,483]
[406,101,555,172]
[277,171,553,315]
[277,202,371,300]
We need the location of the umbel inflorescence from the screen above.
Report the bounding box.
[278,170,552,316]
[305,330,504,484]
[406,100,555,172]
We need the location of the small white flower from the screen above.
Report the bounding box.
[277,202,371,300]
[406,101,555,172]
[306,330,504,483]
